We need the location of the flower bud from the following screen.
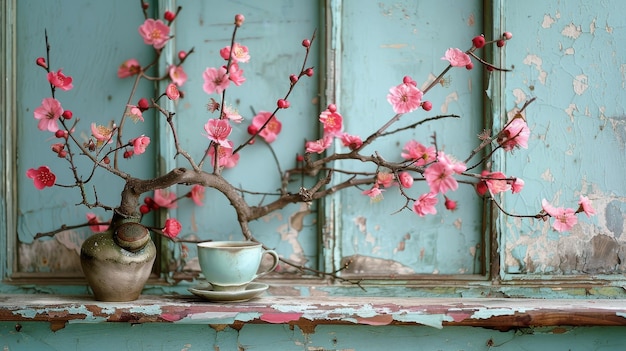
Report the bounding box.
[302,39,311,48]
[55,130,67,139]
[235,14,245,27]
[36,57,47,69]
[277,99,290,109]
[51,143,64,154]
[178,51,187,60]
[421,101,433,111]
[164,10,176,22]
[62,110,73,120]
[496,39,506,47]
[139,204,151,215]
[444,196,458,211]
[141,2,149,10]
[289,74,299,84]
[327,104,337,113]
[57,150,67,158]
[304,67,314,77]
[503,31,513,40]
[471,35,485,49]
[465,62,474,70]
[137,97,149,111]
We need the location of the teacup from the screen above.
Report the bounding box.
[197,241,279,291]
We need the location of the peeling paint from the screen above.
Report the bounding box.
[542,14,556,28]
[573,74,589,95]
[561,23,582,39]
[522,55,547,84]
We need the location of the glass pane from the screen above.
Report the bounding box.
[16,0,156,275]
[169,1,321,275]
[500,0,626,275]
[336,0,486,276]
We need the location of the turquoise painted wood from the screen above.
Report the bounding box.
[499,0,626,277]
[14,0,157,275]
[3,322,626,350]
[335,0,485,276]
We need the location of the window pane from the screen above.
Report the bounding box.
[500,0,626,276]
[16,0,156,275]
[336,0,486,277]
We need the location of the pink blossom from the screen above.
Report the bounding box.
[154,189,177,209]
[401,140,436,166]
[424,152,466,194]
[26,166,56,190]
[202,67,230,95]
[126,105,144,123]
[305,136,333,154]
[482,171,510,194]
[188,185,205,206]
[33,97,63,132]
[165,83,180,100]
[376,172,395,188]
[424,162,457,194]
[118,59,141,78]
[91,123,115,144]
[398,172,414,188]
[222,105,243,123]
[47,69,73,91]
[499,117,530,151]
[168,65,187,86]
[138,19,170,49]
[251,111,282,143]
[438,152,467,174]
[578,195,596,217]
[362,185,384,202]
[340,133,363,150]
[542,199,578,232]
[208,140,240,168]
[227,63,246,86]
[163,218,182,238]
[413,192,438,217]
[511,178,525,194]
[130,135,150,155]
[442,48,471,67]
[219,43,250,63]
[204,119,233,148]
[387,83,423,114]
[86,213,108,233]
[319,108,343,136]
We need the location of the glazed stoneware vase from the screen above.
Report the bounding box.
[80,209,156,302]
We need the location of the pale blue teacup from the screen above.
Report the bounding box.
[197,241,279,292]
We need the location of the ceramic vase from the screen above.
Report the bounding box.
[80,209,156,301]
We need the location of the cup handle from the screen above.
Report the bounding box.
[255,249,279,279]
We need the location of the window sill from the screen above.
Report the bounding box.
[1,293,626,332]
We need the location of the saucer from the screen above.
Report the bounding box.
[188,282,269,302]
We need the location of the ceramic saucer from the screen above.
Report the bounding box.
[188,282,269,302]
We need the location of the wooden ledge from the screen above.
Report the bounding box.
[1,294,626,331]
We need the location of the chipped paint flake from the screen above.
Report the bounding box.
[394,312,452,329]
[573,74,589,95]
[564,104,578,122]
[441,92,458,113]
[380,43,407,49]
[512,89,527,104]
[542,14,556,28]
[561,23,582,39]
[523,55,548,84]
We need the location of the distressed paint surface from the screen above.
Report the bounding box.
[500,0,626,275]
[3,296,626,350]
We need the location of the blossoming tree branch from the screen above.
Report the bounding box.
[27,4,595,276]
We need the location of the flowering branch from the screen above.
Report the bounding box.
[27,4,596,282]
